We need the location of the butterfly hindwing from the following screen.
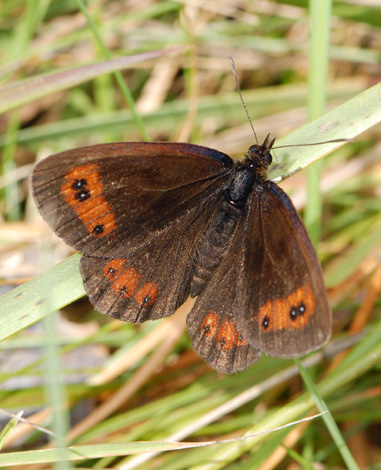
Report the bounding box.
[32,142,233,258]
[235,181,331,357]
[80,185,229,323]
[187,212,260,373]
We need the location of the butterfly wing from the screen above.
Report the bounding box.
[79,192,226,323]
[235,181,331,357]
[32,142,234,323]
[32,142,233,258]
[187,211,260,374]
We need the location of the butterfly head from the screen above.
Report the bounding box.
[244,133,275,181]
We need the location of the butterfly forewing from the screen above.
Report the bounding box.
[235,181,331,357]
[32,143,232,258]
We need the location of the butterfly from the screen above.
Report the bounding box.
[31,135,332,374]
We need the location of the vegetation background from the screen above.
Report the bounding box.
[0,0,380,469]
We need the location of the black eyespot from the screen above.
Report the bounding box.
[203,324,210,334]
[108,267,116,275]
[219,338,226,347]
[298,303,306,316]
[92,224,104,235]
[262,316,270,330]
[142,295,151,305]
[72,178,87,189]
[74,188,90,201]
[290,307,298,321]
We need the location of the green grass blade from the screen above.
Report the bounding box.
[295,359,359,470]
[305,0,332,245]
[0,254,83,342]
[269,82,381,181]
[74,0,150,141]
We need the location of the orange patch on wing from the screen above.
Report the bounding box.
[200,311,218,337]
[104,259,126,281]
[112,267,141,299]
[259,283,315,332]
[216,319,236,351]
[64,165,98,181]
[61,163,116,237]
[135,283,158,306]
[235,330,247,347]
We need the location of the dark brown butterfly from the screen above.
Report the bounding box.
[31,136,332,374]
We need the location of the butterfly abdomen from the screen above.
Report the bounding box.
[190,200,241,296]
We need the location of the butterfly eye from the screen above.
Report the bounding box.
[264,152,272,166]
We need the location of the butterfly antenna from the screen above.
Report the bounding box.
[228,55,259,146]
[272,138,353,150]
